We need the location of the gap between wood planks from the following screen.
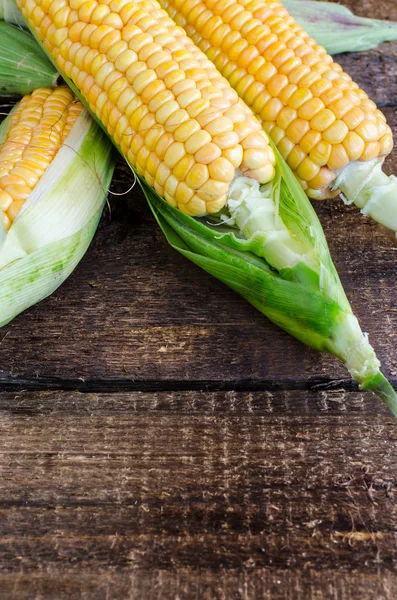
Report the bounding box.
[0,374,394,393]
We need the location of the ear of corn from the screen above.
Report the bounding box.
[285,0,397,55]
[0,86,115,325]
[14,0,397,412]
[0,22,58,96]
[160,0,397,234]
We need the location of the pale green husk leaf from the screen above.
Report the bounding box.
[285,0,397,54]
[0,0,25,26]
[0,109,115,324]
[0,21,57,96]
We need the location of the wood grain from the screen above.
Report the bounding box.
[0,390,397,599]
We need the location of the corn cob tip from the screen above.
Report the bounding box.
[0,87,115,325]
[0,87,83,231]
[362,372,397,418]
[158,0,395,231]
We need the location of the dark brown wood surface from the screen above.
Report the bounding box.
[1,1,397,598]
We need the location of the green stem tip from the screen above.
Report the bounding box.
[362,372,397,417]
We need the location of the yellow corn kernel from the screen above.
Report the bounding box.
[173,155,195,180]
[184,194,207,215]
[175,181,194,205]
[277,136,295,161]
[309,141,332,167]
[276,107,297,131]
[311,109,336,133]
[323,120,349,145]
[287,146,306,171]
[222,145,243,168]
[208,157,234,183]
[185,130,212,154]
[287,119,310,145]
[296,157,320,182]
[260,97,283,122]
[342,132,365,162]
[355,121,382,143]
[195,142,222,164]
[308,167,336,190]
[298,98,324,121]
[328,144,350,171]
[360,141,381,162]
[197,179,228,201]
[379,132,393,157]
[186,163,209,189]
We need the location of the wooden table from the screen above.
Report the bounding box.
[1,1,397,598]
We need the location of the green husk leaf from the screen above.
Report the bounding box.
[0,109,115,323]
[143,179,341,350]
[285,0,397,54]
[141,179,397,416]
[0,21,58,96]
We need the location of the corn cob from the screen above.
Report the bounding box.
[160,0,397,232]
[15,0,397,412]
[0,86,115,324]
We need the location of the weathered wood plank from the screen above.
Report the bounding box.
[0,390,396,599]
[340,0,397,21]
[0,569,396,600]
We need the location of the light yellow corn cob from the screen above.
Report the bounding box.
[0,86,83,230]
[16,0,276,217]
[160,0,394,200]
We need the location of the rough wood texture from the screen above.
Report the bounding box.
[0,390,397,600]
[0,1,397,598]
